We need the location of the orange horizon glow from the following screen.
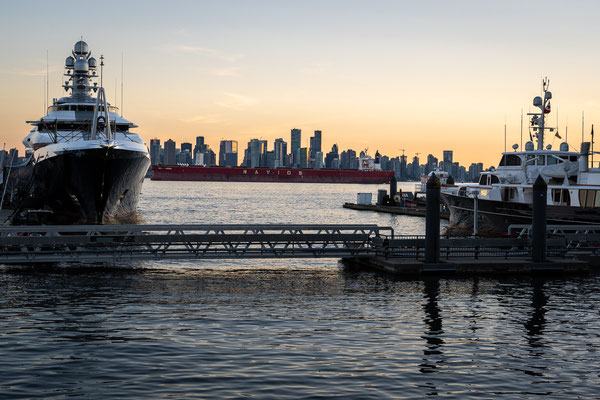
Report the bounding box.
[2,1,600,168]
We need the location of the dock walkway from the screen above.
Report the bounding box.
[343,202,450,219]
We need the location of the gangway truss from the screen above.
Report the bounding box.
[0,224,393,264]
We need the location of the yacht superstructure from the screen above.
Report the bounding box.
[19,40,150,223]
[441,78,600,233]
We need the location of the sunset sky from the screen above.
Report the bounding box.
[2,0,600,166]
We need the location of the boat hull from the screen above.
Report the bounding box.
[151,165,393,184]
[441,192,600,234]
[27,147,150,224]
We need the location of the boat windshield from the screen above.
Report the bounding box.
[499,154,521,166]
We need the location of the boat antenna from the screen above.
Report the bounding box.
[46,50,49,113]
[100,54,104,88]
[592,124,595,167]
[504,122,507,154]
[520,108,523,149]
[121,52,124,117]
[582,111,585,143]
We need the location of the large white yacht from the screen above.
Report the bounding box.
[441,78,600,234]
[18,40,150,224]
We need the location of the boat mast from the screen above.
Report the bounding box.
[529,77,551,150]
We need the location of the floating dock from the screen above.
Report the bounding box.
[343,202,450,219]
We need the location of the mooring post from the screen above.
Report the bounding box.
[425,173,441,263]
[532,175,547,262]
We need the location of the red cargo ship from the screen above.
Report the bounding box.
[151,165,393,184]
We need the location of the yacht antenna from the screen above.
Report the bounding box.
[592,124,595,167]
[520,109,523,149]
[121,52,124,117]
[504,123,507,154]
[582,111,585,143]
[100,55,104,88]
[46,50,49,113]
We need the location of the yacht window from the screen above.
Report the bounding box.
[552,189,561,203]
[490,175,500,184]
[595,191,600,208]
[580,189,596,208]
[504,187,517,200]
[499,154,521,166]
[536,155,545,165]
[547,155,558,165]
[570,156,578,162]
[526,155,535,165]
[479,174,487,185]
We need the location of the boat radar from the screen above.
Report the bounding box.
[527,77,553,150]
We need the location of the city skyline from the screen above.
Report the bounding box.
[147,129,484,182]
[2,1,600,166]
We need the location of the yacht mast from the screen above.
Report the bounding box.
[530,77,551,150]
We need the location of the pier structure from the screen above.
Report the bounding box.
[0,224,391,264]
[1,175,600,274]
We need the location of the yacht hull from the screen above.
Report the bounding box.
[441,192,600,234]
[28,147,150,224]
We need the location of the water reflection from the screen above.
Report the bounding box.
[525,279,547,348]
[420,278,445,375]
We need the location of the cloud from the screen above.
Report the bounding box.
[215,92,258,110]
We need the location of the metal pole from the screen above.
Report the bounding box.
[0,151,17,211]
[473,191,479,236]
[531,175,547,262]
[425,173,440,263]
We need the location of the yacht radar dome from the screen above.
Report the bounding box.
[74,40,89,55]
[525,141,534,151]
[65,56,74,68]
[560,142,569,151]
[74,58,89,72]
[88,57,97,68]
[533,96,543,107]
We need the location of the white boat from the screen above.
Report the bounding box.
[441,78,600,234]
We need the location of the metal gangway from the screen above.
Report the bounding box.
[0,224,393,264]
[509,224,600,254]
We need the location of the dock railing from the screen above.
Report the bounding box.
[371,235,568,260]
[0,224,394,264]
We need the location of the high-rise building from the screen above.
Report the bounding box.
[219,140,238,167]
[266,150,276,168]
[246,139,266,168]
[314,151,323,169]
[164,139,176,165]
[442,150,453,172]
[150,139,161,165]
[290,128,301,166]
[181,142,192,154]
[426,154,438,174]
[309,130,322,166]
[259,140,268,167]
[274,138,287,168]
[325,144,339,169]
[296,147,309,168]
[194,136,205,154]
